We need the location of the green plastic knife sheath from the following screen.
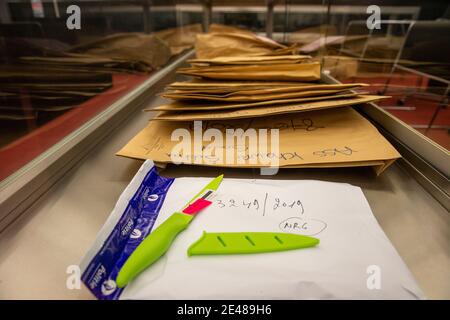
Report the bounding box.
[188,232,319,256]
[116,212,193,288]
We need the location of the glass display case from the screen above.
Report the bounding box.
[0,0,205,183]
[0,0,448,300]
[1,1,448,184]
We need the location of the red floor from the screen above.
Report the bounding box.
[0,73,150,181]
[343,74,450,150]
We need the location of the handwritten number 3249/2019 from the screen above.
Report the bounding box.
[215,197,304,214]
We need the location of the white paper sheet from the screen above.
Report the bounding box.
[120,172,424,299]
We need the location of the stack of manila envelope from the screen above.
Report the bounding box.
[117,54,400,175]
[177,55,320,81]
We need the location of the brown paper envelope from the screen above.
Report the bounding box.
[168,81,309,89]
[270,45,299,54]
[154,95,387,121]
[151,92,360,111]
[189,60,307,67]
[167,84,311,93]
[285,161,392,176]
[198,32,286,50]
[166,83,367,96]
[195,32,287,59]
[178,62,319,73]
[165,87,300,94]
[285,161,385,168]
[189,54,311,63]
[162,88,351,102]
[188,55,311,66]
[116,107,400,173]
[152,160,389,174]
[178,62,321,81]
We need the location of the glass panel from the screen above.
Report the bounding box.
[211,0,267,33]
[2,0,448,184]
[292,1,450,151]
[0,0,203,182]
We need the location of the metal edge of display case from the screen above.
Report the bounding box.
[322,73,449,211]
[358,103,449,211]
[0,49,195,233]
[378,127,449,210]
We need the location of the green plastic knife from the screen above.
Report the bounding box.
[116,174,224,288]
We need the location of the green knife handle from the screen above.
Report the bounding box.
[116,212,193,288]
